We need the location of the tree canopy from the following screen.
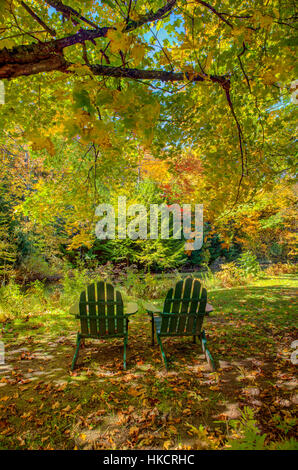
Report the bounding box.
[0,0,296,254]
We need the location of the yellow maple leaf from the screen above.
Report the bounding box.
[26,133,55,156]
[106,24,132,53]
[131,43,146,66]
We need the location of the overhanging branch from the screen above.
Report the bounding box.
[44,0,177,33]
[0,48,229,85]
[0,0,179,80]
[44,0,99,29]
[89,65,227,84]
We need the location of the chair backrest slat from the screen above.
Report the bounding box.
[168,280,183,333]
[162,288,173,332]
[87,283,98,335]
[178,277,193,332]
[106,283,116,334]
[116,290,124,333]
[195,286,207,334]
[79,290,89,335]
[187,279,201,332]
[198,286,207,313]
[97,281,106,335]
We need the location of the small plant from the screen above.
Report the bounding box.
[27,280,47,304]
[185,423,217,450]
[227,406,267,450]
[272,414,297,435]
[227,407,298,450]
[200,268,222,290]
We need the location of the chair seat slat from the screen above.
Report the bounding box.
[79,300,123,305]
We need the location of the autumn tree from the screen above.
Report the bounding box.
[0,0,296,253]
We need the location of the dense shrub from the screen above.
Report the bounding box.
[216,262,251,288]
[265,262,297,276]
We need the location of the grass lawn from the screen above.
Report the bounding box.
[0,275,297,450]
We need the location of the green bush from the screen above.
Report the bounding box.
[19,254,53,281]
[0,278,25,318]
[60,266,91,307]
[237,251,261,277]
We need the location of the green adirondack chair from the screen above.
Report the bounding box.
[70,281,138,371]
[144,277,215,370]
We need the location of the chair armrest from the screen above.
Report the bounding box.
[125,302,138,316]
[205,303,214,316]
[69,302,80,316]
[143,301,162,314]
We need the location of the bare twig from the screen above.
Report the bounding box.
[125,0,177,31]
[195,0,233,28]
[237,42,251,92]
[221,79,246,204]
[20,1,56,36]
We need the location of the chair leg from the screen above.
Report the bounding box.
[157,334,168,370]
[71,333,81,371]
[123,334,128,370]
[201,330,215,371]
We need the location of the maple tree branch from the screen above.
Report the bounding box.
[0,1,179,80]
[0,24,229,83]
[0,28,110,77]
[149,27,174,71]
[126,0,133,22]
[88,65,225,84]
[44,0,177,33]
[195,0,233,28]
[0,43,230,85]
[113,0,127,19]
[20,1,57,37]
[221,80,246,204]
[43,0,99,29]
[100,47,111,65]
[125,0,177,31]
[237,42,251,93]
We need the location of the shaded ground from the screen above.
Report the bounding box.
[0,276,297,450]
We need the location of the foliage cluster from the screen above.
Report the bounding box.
[227,407,298,450]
